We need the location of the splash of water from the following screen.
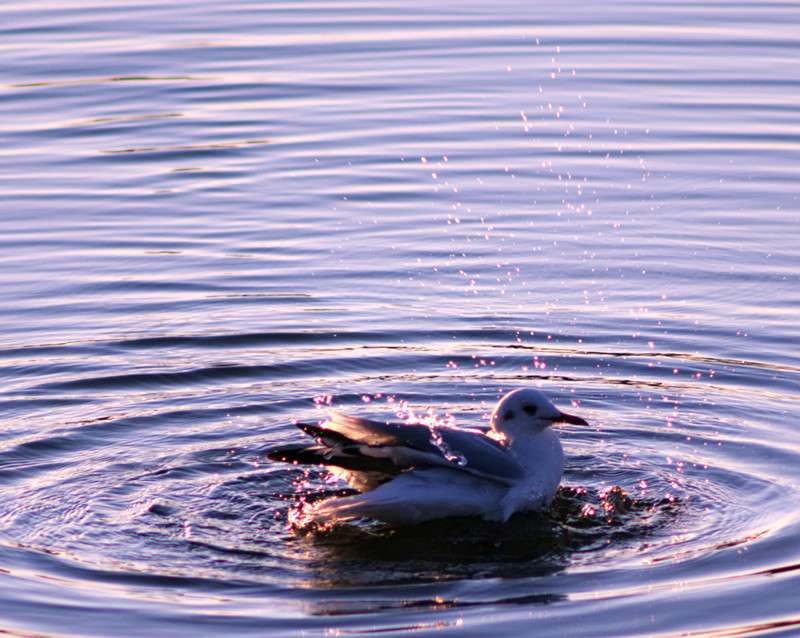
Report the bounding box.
[428,428,468,466]
[391,401,467,467]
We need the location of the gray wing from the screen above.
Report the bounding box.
[308,411,525,485]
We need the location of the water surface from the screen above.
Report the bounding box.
[2,1,800,636]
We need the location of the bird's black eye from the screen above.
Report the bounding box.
[503,409,515,421]
[523,404,538,416]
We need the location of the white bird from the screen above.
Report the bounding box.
[268,388,588,526]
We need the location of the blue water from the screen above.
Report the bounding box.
[2,1,800,635]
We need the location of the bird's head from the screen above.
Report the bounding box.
[490,388,588,440]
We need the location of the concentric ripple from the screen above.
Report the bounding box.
[1,331,796,619]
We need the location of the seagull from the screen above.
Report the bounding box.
[268,388,588,526]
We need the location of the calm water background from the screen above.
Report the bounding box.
[2,1,800,635]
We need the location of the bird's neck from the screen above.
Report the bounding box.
[508,428,564,473]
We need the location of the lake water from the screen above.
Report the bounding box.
[2,0,800,635]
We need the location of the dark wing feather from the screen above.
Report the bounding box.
[271,411,524,486]
[425,426,525,483]
[266,442,399,474]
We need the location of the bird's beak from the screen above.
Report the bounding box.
[554,411,589,426]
